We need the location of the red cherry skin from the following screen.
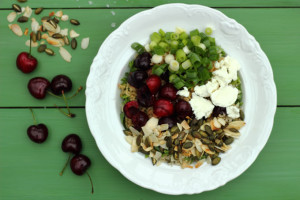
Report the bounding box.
[28,77,50,99]
[159,83,178,100]
[146,75,161,94]
[123,101,139,119]
[153,99,174,117]
[16,52,38,73]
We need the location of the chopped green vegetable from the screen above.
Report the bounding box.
[131,42,145,54]
[205,27,213,35]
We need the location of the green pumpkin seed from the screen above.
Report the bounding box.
[37,44,47,53]
[229,128,239,133]
[49,19,57,28]
[177,145,182,153]
[191,124,200,131]
[41,25,46,32]
[71,38,77,49]
[186,134,194,141]
[197,118,204,127]
[52,33,63,39]
[190,118,198,126]
[63,36,70,45]
[136,135,142,146]
[200,131,208,138]
[216,129,223,134]
[174,138,179,146]
[151,158,157,165]
[240,110,245,120]
[170,126,179,134]
[215,139,223,147]
[70,19,80,25]
[12,4,21,12]
[52,17,59,24]
[165,136,172,148]
[31,32,37,42]
[173,152,179,160]
[122,130,132,136]
[205,125,213,135]
[138,146,149,155]
[35,7,43,15]
[183,142,193,149]
[212,157,221,165]
[224,137,234,145]
[145,137,151,147]
[18,0,27,2]
[178,132,186,140]
[208,144,215,151]
[209,134,215,141]
[201,138,211,144]
[192,131,201,139]
[41,16,50,21]
[17,16,28,23]
[45,48,55,56]
[37,31,41,41]
[210,152,219,159]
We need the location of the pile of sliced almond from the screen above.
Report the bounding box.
[7,4,90,62]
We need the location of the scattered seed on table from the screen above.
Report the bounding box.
[52,33,63,39]
[71,38,77,49]
[17,16,28,23]
[38,44,47,52]
[35,7,43,15]
[70,19,80,25]
[63,36,70,45]
[37,31,41,41]
[31,32,37,42]
[18,0,27,2]
[12,4,21,12]
[45,48,55,56]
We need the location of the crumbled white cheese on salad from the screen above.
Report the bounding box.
[226,105,240,119]
[194,85,209,97]
[189,93,214,119]
[211,85,238,107]
[177,87,190,97]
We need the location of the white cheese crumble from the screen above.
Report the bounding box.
[194,85,209,97]
[151,54,163,64]
[213,56,240,84]
[176,87,189,97]
[226,105,240,119]
[206,78,220,94]
[189,93,214,119]
[211,85,238,107]
[164,54,175,64]
[183,46,190,54]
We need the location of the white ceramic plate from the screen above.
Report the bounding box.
[85,3,277,195]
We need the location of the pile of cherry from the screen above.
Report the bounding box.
[123,52,193,130]
[18,39,93,193]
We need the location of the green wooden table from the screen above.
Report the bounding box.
[1,1,299,199]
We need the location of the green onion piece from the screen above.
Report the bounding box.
[208,37,215,45]
[131,42,145,54]
[188,52,201,67]
[209,54,219,61]
[152,66,164,76]
[159,29,165,37]
[174,81,185,89]
[182,39,188,45]
[153,46,165,55]
[202,39,210,48]
[169,74,178,83]
[179,32,188,40]
[169,60,180,72]
[170,32,179,40]
[205,27,213,35]
[165,32,172,40]
[207,62,213,69]
[170,40,179,49]
[149,41,157,50]
[198,67,211,82]
[176,49,187,63]
[150,32,161,43]
[159,42,169,52]
[190,29,200,37]
[186,71,198,79]
[199,32,208,40]
[191,35,201,46]
[182,59,192,69]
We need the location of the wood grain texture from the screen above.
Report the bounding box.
[0,8,300,106]
[0,108,299,199]
[1,0,300,8]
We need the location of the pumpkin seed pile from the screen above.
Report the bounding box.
[124,115,245,169]
[7,3,90,62]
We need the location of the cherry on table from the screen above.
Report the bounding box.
[70,154,94,194]
[27,108,48,144]
[61,134,82,154]
[28,77,50,99]
[50,75,73,95]
[16,52,38,73]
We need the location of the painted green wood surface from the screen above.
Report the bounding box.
[1,8,300,106]
[1,0,300,8]
[0,108,299,199]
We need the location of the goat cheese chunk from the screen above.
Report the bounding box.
[194,85,209,97]
[177,87,189,97]
[189,93,214,119]
[226,105,240,119]
[206,78,220,94]
[211,85,238,107]
[213,56,240,83]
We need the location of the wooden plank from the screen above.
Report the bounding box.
[0,8,300,106]
[0,107,299,199]
[1,0,300,9]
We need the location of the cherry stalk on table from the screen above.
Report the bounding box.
[16,36,38,73]
[27,108,48,143]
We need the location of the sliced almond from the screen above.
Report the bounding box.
[55,10,63,17]
[218,118,226,126]
[61,14,69,21]
[55,24,61,33]
[9,24,23,36]
[23,6,32,18]
[31,18,40,33]
[60,28,68,36]
[59,47,72,62]
[200,144,215,155]
[43,21,56,32]
[41,33,49,39]
[226,120,246,130]
[70,29,79,38]
[181,120,190,130]
[24,28,29,35]
[223,128,240,138]
[46,37,63,47]
[81,37,89,49]
[213,117,221,129]
[7,12,17,22]
[195,159,205,168]
[25,40,38,47]
[125,135,133,145]
[40,41,45,44]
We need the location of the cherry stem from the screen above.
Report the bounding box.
[46,86,83,100]
[86,171,94,194]
[62,91,72,115]
[54,104,74,118]
[59,154,71,176]
[29,108,37,125]
[29,34,32,57]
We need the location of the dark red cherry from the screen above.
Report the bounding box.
[123,101,139,119]
[146,75,161,94]
[212,106,227,117]
[158,116,176,128]
[137,85,154,107]
[159,83,178,100]
[153,99,174,117]
[50,75,72,95]
[61,134,82,154]
[127,71,148,88]
[175,100,193,120]
[70,154,91,175]
[16,52,38,73]
[131,111,149,130]
[27,124,48,143]
[134,52,151,70]
[28,77,50,99]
